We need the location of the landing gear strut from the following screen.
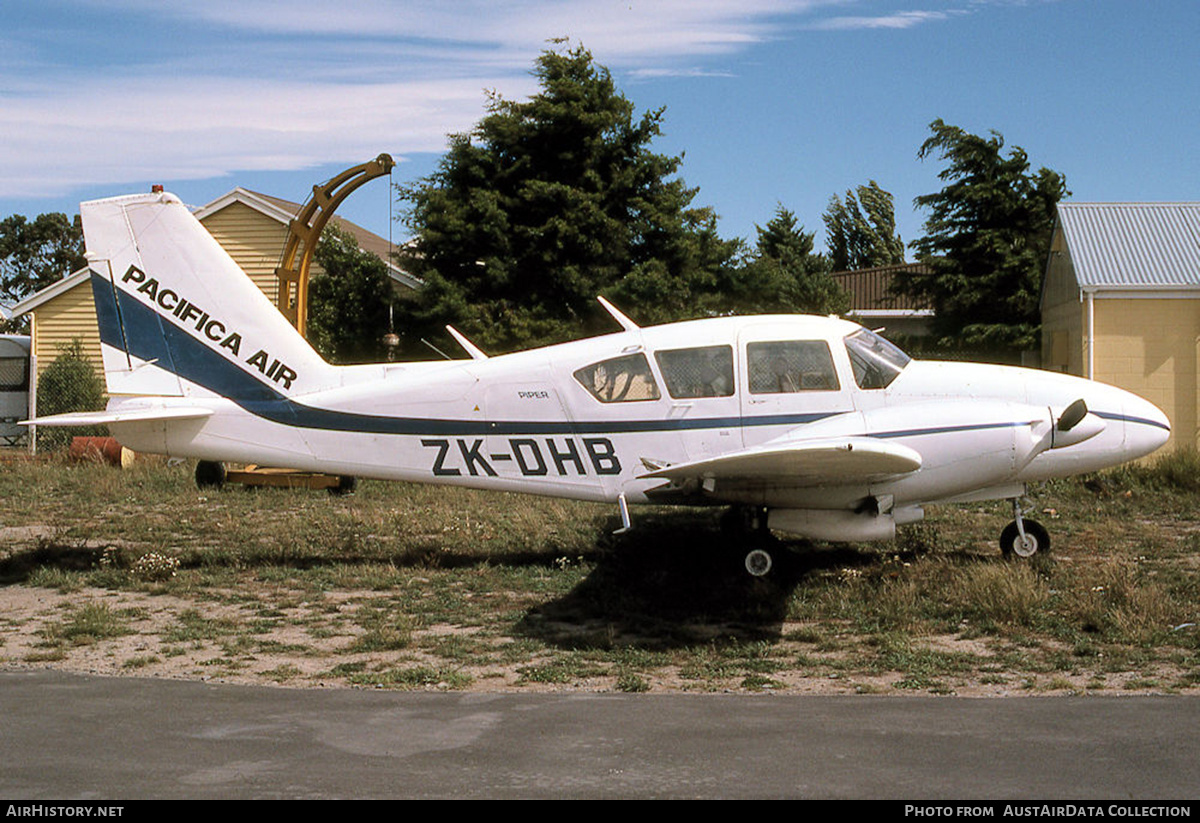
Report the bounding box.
[1000,498,1049,558]
[721,506,778,577]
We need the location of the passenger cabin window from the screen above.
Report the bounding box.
[574,353,661,403]
[747,341,839,394]
[654,345,734,399]
[844,328,911,390]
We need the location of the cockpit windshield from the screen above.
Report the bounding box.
[844,328,911,390]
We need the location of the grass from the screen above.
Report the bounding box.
[41,602,136,646]
[1,450,1198,693]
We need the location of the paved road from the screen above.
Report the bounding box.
[2,670,1198,799]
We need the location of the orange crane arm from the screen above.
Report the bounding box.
[274,153,395,335]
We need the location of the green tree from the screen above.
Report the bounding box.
[903,119,1068,352]
[724,206,849,316]
[823,181,905,271]
[0,213,86,303]
[396,44,738,354]
[307,226,401,364]
[35,338,105,450]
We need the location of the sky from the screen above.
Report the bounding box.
[1,0,1197,266]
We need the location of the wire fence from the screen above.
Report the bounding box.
[32,339,107,451]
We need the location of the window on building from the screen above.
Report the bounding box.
[0,358,28,391]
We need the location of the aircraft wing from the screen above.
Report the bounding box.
[22,407,214,427]
[638,436,922,486]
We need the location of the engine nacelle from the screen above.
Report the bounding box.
[768,505,924,542]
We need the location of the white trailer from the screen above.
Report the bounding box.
[0,334,31,446]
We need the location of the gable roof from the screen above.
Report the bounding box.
[194,187,422,289]
[1058,202,1200,290]
[10,268,90,318]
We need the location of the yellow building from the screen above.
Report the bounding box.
[1041,202,1200,450]
[12,188,412,382]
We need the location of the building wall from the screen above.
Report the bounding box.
[1040,228,1086,375]
[198,201,290,304]
[30,280,101,378]
[1092,298,1200,451]
[198,201,329,313]
[1040,297,1084,376]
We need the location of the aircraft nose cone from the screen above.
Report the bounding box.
[1122,393,1171,459]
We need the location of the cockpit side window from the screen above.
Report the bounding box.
[574,353,661,403]
[747,340,839,394]
[844,328,911,390]
[654,345,734,399]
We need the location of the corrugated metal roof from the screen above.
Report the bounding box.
[1058,203,1200,289]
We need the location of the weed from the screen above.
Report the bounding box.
[615,672,651,692]
[43,602,134,646]
[122,655,159,669]
[347,666,472,690]
[263,664,302,683]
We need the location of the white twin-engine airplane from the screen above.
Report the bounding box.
[29,191,1170,575]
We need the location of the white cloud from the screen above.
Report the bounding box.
[98,0,820,60]
[806,9,961,31]
[0,75,517,197]
[2,0,976,198]
[6,1,843,197]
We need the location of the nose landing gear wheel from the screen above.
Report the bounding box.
[1000,519,1049,558]
[744,548,774,577]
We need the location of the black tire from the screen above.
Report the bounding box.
[195,460,227,490]
[1000,519,1049,558]
[744,547,774,577]
[328,475,358,496]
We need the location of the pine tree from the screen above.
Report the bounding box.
[903,120,1068,353]
[725,206,850,316]
[396,44,737,354]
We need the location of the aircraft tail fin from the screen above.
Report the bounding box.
[83,192,337,400]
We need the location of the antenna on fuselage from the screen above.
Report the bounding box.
[421,338,453,360]
[445,325,488,360]
[598,295,639,332]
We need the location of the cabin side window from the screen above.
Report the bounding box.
[747,341,839,394]
[654,345,734,399]
[574,353,661,403]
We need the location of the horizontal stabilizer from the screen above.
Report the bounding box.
[22,407,214,427]
[639,436,922,485]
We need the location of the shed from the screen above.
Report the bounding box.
[1040,202,1200,450]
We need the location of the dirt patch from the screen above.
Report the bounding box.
[2,583,1191,696]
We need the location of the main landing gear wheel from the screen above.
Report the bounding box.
[1000,519,1049,558]
[722,506,779,577]
[744,548,774,577]
[328,475,358,496]
[195,460,227,490]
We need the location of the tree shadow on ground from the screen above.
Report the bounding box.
[514,509,885,651]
